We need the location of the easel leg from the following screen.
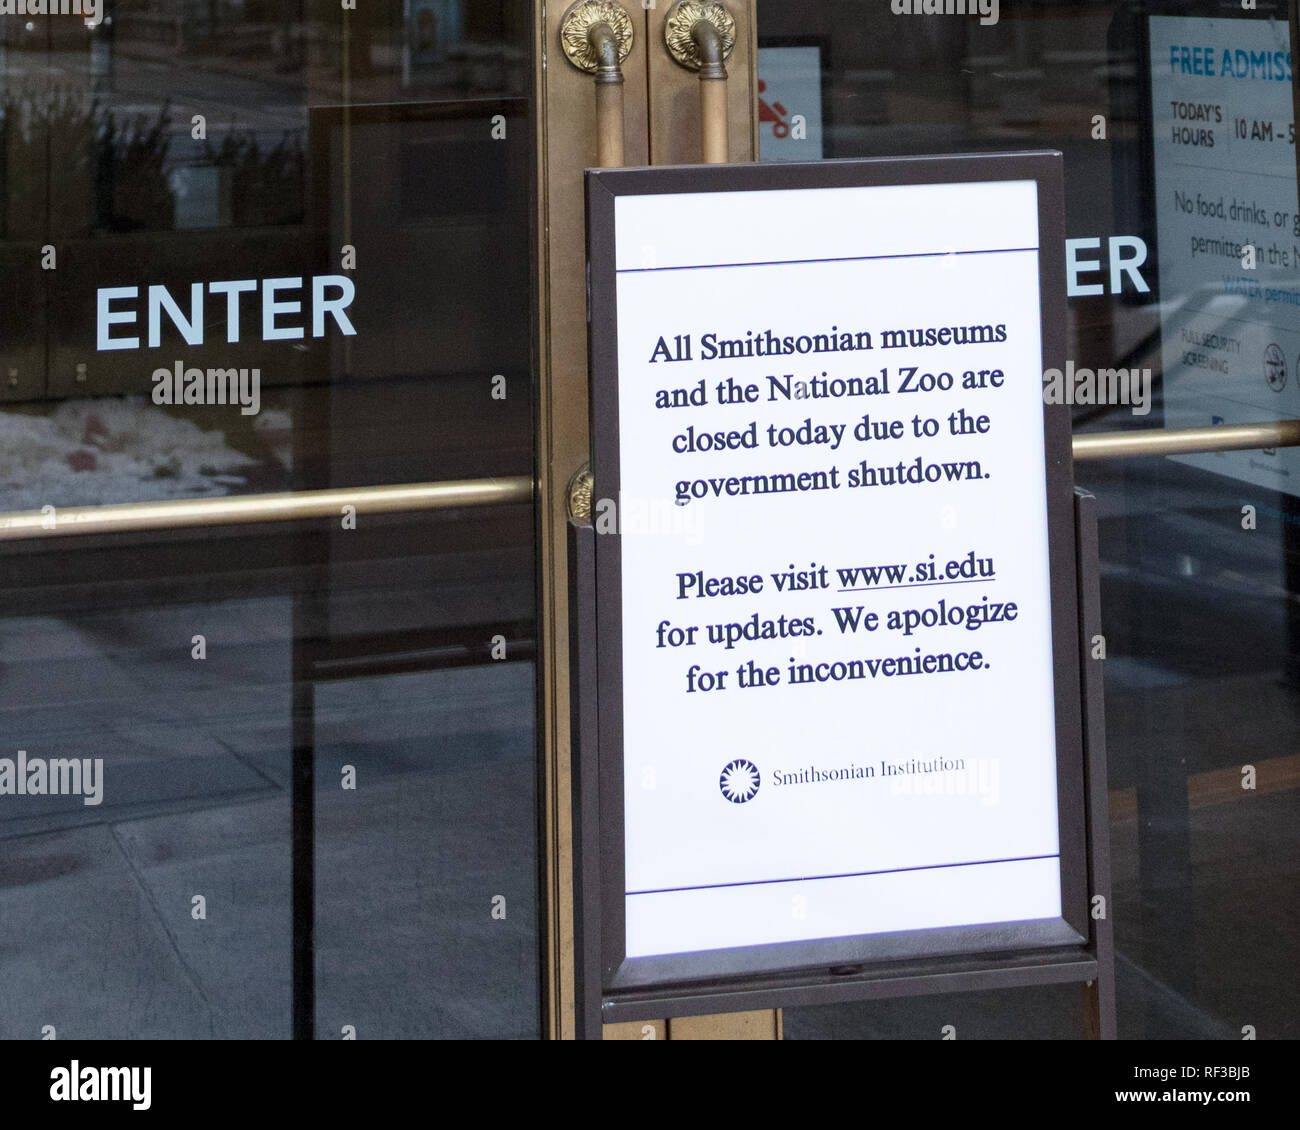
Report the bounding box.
[1076,488,1117,1040]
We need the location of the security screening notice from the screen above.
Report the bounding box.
[610,178,1065,958]
[1148,14,1299,495]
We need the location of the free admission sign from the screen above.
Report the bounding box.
[583,154,1089,995]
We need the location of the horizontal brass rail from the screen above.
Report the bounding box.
[0,420,1297,541]
[0,477,533,541]
[1071,419,1300,461]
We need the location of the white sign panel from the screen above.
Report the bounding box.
[590,160,1082,969]
[1150,15,1299,493]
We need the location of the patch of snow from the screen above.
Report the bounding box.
[0,397,265,510]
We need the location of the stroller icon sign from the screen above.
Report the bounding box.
[756,46,824,159]
[758,79,790,139]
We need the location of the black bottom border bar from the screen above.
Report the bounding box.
[0,1038,1286,1116]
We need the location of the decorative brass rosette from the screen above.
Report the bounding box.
[664,1,736,71]
[567,463,594,523]
[559,1,635,74]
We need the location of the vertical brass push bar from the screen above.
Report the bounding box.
[560,1,635,169]
[665,1,737,164]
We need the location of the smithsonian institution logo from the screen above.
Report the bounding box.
[719,759,760,803]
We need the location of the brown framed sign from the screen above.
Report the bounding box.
[574,154,1103,1027]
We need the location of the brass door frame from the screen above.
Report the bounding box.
[535,0,643,1042]
[535,0,760,1040]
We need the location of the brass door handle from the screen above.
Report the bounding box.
[560,0,635,168]
[665,1,736,164]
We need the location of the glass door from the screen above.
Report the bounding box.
[0,0,540,1039]
[753,0,1300,1041]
